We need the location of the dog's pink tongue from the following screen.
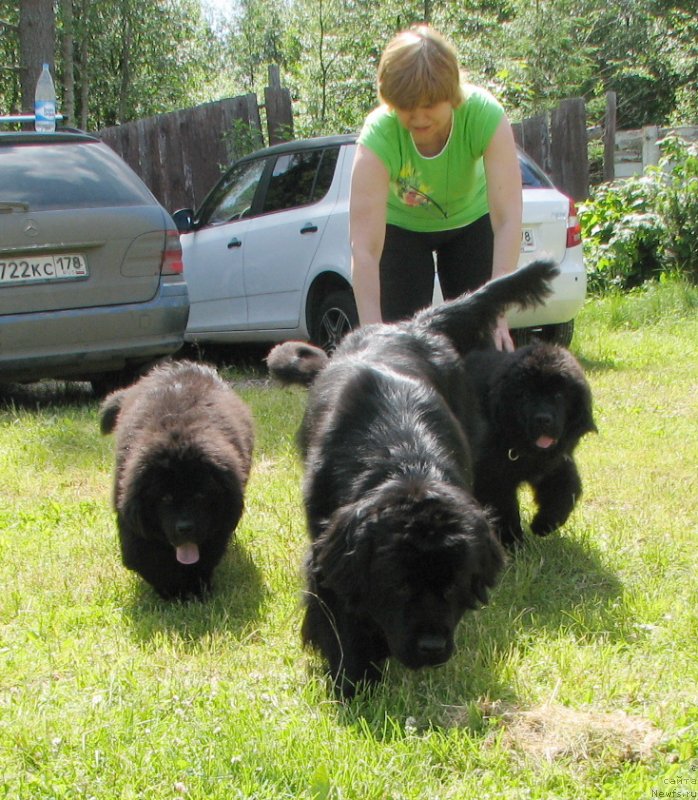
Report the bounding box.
[536,435,557,449]
[176,542,200,565]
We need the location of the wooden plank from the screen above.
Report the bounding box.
[521,113,551,174]
[550,97,588,200]
[265,66,293,146]
[603,91,616,182]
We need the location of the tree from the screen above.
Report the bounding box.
[0,3,21,114]
[56,0,224,129]
[19,0,55,114]
[61,0,75,123]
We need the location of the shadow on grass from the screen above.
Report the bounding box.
[122,540,267,648]
[180,342,272,375]
[0,380,96,409]
[0,344,274,410]
[493,530,624,638]
[575,353,621,373]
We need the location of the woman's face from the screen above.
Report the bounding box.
[394,100,453,149]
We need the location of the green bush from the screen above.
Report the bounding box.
[579,136,698,293]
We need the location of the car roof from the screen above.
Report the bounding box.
[236,134,358,164]
[0,129,101,145]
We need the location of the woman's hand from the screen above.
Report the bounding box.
[493,314,515,352]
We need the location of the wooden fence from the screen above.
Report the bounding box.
[512,97,589,202]
[100,95,263,213]
[601,124,698,178]
[99,67,292,213]
[98,80,694,213]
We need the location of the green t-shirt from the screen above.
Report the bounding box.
[357,85,505,232]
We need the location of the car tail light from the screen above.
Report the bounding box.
[566,198,582,248]
[161,230,184,274]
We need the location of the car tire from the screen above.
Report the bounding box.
[542,320,575,347]
[311,289,358,353]
[511,320,575,349]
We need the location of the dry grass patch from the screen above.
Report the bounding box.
[478,698,663,767]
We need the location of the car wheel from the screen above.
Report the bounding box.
[311,290,358,353]
[511,320,575,349]
[542,320,575,347]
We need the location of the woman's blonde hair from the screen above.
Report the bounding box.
[377,25,464,110]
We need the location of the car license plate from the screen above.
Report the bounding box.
[0,254,89,285]
[521,228,536,252]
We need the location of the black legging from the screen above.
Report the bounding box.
[379,213,494,322]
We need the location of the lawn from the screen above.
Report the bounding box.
[0,281,696,799]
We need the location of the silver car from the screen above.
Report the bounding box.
[0,129,189,393]
[176,134,585,352]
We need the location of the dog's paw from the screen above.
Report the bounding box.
[530,514,562,537]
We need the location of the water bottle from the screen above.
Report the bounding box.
[34,63,56,133]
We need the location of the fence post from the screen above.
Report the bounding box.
[603,91,616,182]
[642,126,660,170]
[514,113,551,174]
[550,97,589,201]
[265,64,293,146]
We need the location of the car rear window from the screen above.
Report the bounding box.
[0,140,156,210]
[519,152,554,188]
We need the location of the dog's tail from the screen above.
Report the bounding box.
[266,341,329,387]
[414,260,559,357]
[99,389,127,435]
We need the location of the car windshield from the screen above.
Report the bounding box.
[0,140,155,210]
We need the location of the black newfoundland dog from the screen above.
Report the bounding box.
[464,342,596,548]
[268,261,558,695]
[100,361,254,600]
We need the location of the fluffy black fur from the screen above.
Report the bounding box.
[266,341,329,386]
[464,342,596,547]
[100,360,254,600]
[268,260,559,695]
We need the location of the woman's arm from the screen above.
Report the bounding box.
[349,144,390,325]
[484,116,523,350]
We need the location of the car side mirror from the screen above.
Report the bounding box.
[172,208,194,233]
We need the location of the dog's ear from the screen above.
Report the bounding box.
[311,501,373,606]
[471,532,505,607]
[99,388,128,435]
[462,513,505,608]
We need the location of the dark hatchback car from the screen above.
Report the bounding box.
[0,129,189,393]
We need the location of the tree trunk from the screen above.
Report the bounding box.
[78,0,90,130]
[61,0,75,125]
[118,0,132,123]
[19,0,55,114]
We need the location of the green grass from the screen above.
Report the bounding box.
[1,281,697,799]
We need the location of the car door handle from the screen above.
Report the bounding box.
[300,223,318,234]
[227,237,242,249]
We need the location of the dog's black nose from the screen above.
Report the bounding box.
[416,634,448,657]
[534,411,553,430]
[175,519,195,537]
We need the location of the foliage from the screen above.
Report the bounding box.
[495,0,597,118]
[60,0,223,130]
[654,136,698,282]
[0,0,20,114]
[4,0,696,138]
[579,136,698,292]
